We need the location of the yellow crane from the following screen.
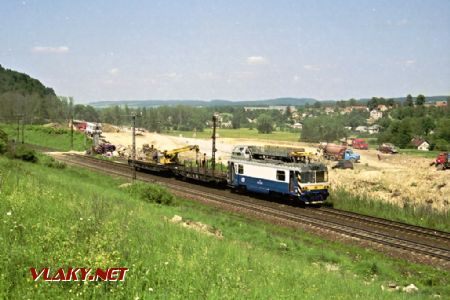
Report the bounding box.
[148,145,200,165]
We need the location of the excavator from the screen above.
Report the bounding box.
[147,145,200,165]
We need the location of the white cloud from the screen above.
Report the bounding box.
[293,75,301,81]
[31,46,69,53]
[246,56,268,65]
[303,64,320,71]
[109,68,119,75]
[404,59,415,66]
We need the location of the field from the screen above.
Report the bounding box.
[0,124,88,151]
[166,128,301,142]
[398,149,441,159]
[0,154,448,298]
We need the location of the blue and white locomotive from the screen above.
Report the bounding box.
[227,145,329,204]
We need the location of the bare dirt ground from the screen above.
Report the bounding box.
[102,129,450,212]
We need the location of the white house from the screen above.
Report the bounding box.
[418,142,430,151]
[368,125,381,134]
[411,138,430,151]
[355,126,368,133]
[370,109,383,120]
[291,122,303,129]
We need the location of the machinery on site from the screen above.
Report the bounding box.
[129,144,201,171]
[151,145,200,165]
[432,152,450,170]
[378,143,398,154]
[320,143,360,162]
[236,145,314,163]
[352,138,369,150]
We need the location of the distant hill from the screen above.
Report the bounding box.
[89,95,448,108]
[0,64,56,97]
[0,65,64,122]
[90,98,318,108]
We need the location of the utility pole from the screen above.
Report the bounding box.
[16,116,20,143]
[14,114,24,144]
[122,112,142,181]
[132,114,137,181]
[21,119,25,144]
[211,113,218,176]
[69,97,74,150]
[70,114,74,149]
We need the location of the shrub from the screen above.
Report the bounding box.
[0,129,8,154]
[129,182,176,205]
[7,144,38,163]
[40,155,66,169]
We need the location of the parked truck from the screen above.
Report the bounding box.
[378,143,398,154]
[433,152,450,170]
[320,143,360,162]
[352,138,369,150]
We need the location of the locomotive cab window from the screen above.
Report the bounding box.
[238,164,244,174]
[315,171,327,182]
[276,170,285,181]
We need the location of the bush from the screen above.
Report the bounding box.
[128,182,176,205]
[7,144,38,163]
[0,128,7,154]
[40,155,66,169]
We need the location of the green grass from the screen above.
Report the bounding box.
[398,149,441,159]
[167,128,301,142]
[326,189,449,232]
[0,155,448,298]
[0,124,89,151]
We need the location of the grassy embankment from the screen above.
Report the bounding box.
[167,128,301,142]
[0,154,449,299]
[326,189,449,232]
[0,124,88,151]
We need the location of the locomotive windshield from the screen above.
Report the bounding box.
[296,170,328,183]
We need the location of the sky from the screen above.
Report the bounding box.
[0,0,449,103]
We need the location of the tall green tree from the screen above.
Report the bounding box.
[405,94,414,107]
[256,114,274,134]
[416,94,425,106]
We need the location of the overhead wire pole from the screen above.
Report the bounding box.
[122,112,142,181]
[132,114,137,181]
[211,113,218,176]
[69,97,74,150]
[16,116,20,143]
[21,118,25,144]
[70,114,74,150]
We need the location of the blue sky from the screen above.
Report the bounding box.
[0,0,449,103]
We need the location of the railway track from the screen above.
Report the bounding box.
[52,153,450,265]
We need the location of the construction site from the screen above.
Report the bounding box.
[82,122,450,213]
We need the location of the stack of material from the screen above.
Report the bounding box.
[94,143,116,154]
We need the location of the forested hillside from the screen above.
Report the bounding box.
[0,65,68,122]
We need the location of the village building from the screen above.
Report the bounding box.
[324,107,334,114]
[377,104,389,112]
[355,126,368,133]
[291,122,303,129]
[435,101,448,108]
[368,124,381,134]
[243,106,297,114]
[369,109,383,120]
[411,137,430,151]
[341,106,369,114]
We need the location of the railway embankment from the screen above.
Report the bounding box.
[0,153,449,298]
